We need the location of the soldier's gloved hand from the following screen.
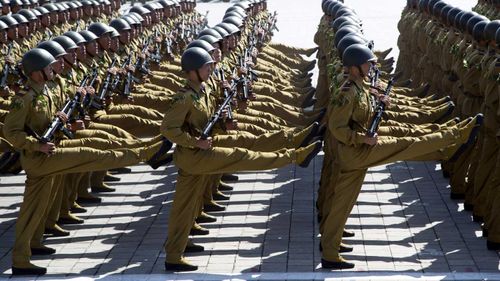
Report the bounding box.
[38,142,56,156]
[108,67,117,75]
[225,119,238,130]
[155,36,162,43]
[249,93,257,101]
[238,67,248,75]
[196,137,212,150]
[76,87,86,98]
[220,80,230,89]
[127,65,136,72]
[364,133,378,146]
[5,56,15,65]
[56,111,68,123]
[238,99,249,110]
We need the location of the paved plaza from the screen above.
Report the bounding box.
[1,0,499,280]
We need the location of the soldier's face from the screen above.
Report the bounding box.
[119,31,129,44]
[70,9,78,20]
[7,27,17,40]
[18,23,27,37]
[110,37,119,51]
[211,46,221,62]
[53,57,64,74]
[197,62,213,81]
[64,50,76,65]
[41,64,54,81]
[41,15,49,26]
[76,44,86,61]
[98,34,110,50]
[86,41,97,56]
[50,12,57,24]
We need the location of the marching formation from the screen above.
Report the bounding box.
[397,0,500,255]
[0,0,325,276]
[0,0,498,276]
[315,0,487,270]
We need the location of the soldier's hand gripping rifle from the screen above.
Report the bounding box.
[367,78,394,137]
[200,79,240,140]
[40,75,89,143]
[97,56,118,102]
[218,67,233,120]
[201,10,209,29]
[269,11,279,33]
[111,54,131,91]
[80,67,99,112]
[0,42,13,88]
[163,28,174,59]
[135,36,153,76]
[150,29,162,64]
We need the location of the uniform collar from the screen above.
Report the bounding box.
[26,79,47,96]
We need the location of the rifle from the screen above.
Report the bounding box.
[80,67,98,112]
[367,78,394,137]
[111,54,131,91]
[40,76,89,143]
[200,78,240,140]
[0,42,13,88]
[97,57,118,102]
[269,11,279,32]
[135,36,153,75]
[202,10,209,29]
[123,55,140,97]
[218,67,233,120]
[150,29,162,64]
[163,29,174,58]
[237,55,249,101]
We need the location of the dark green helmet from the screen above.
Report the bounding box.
[322,0,333,13]
[198,28,223,41]
[426,0,440,13]
[335,7,356,19]
[0,21,7,30]
[213,25,230,38]
[198,34,221,46]
[109,18,131,32]
[0,15,19,27]
[334,25,362,47]
[63,31,87,45]
[9,0,21,6]
[484,20,500,42]
[122,15,139,26]
[223,16,243,28]
[42,3,58,12]
[17,9,37,21]
[342,43,376,67]
[472,20,489,42]
[496,28,500,46]
[79,30,98,42]
[446,7,461,26]
[418,0,429,11]
[22,48,56,75]
[217,22,239,35]
[226,7,246,18]
[187,39,215,53]
[467,15,488,35]
[11,13,27,24]
[224,11,244,20]
[328,2,344,17]
[432,1,446,18]
[37,40,67,58]
[34,6,49,15]
[453,11,465,29]
[129,5,150,15]
[336,34,367,58]
[458,12,476,32]
[31,9,41,18]
[181,47,214,72]
[53,35,78,51]
[88,22,112,37]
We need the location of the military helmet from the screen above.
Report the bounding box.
[53,35,78,51]
[129,5,150,15]
[213,25,229,38]
[0,15,18,27]
[122,15,140,26]
[445,7,461,26]
[187,39,215,53]
[198,28,223,41]
[336,19,362,33]
[335,7,356,19]
[79,30,98,42]
[342,43,376,67]
[0,21,7,30]
[467,15,488,35]
[439,5,452,22]
[34,6,49,15]
[108,26,119,38]
[224,11,244,20]
[181,46,214,72]
[17,9,37,21]
[88,22,112,37]
[418,0,429,11]
[22,48,56,75]
[337,34,368,58]
[31,9,41,18]
[9,0,21,6]
[426,0,441,12]
[223,16,243,28]
[217,22,239,35]
[11,13,28,24]
[322,0,333,13]
[37,40,67,58]
[328,2,344,17]
[458,11,476,32]
[432,1,446,18]
[226,6,246,17]
[331,16,355,32]
[453,10,464,29]
[0,0,8,5]
[484,20,500,42]
[234,1,250,10]
[198,34,221,46]
[472,20,489,42]
[334,25,362,47]
[128,12,144,23]
[64,31,87,45]
[109,18,131,32]
[42,3,58,12]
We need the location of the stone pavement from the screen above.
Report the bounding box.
[1,0,500,280]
